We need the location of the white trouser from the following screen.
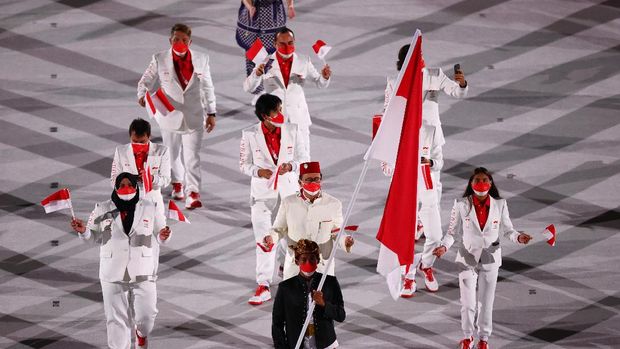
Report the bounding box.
[161,129,203,194]
[101,280,158,349]
[459,266,498,341]
[251,198,279,286]
[418,198,442,269]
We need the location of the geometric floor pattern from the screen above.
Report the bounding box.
[1,0,619,347]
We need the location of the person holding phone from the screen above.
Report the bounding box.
[433,167,532,349]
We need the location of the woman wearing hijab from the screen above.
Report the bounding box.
[71,172,171,349]
[433,167,532,349]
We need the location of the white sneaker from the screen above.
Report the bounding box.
[185,192,202,209]
[248,285,271,305]
[135,329,148,348]
[171,183,184,200]
[400,278,416,298]
[418,264,439,292]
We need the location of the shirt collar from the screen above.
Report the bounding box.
[473,195,490,208]
[261,122,281,135]
[276,52,293,64]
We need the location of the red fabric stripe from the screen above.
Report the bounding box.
[246,38,264,61]
[145,92,156,115]
[421,163,433,190]
[155,89,175,112]
[41,188,71,206]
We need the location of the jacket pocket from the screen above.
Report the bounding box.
[141,246,153,257]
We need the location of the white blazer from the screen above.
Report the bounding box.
[243,53,329,127]
[384,67,468,126]
[81,198,169,283]
[240,123,309,201]
[442,197,520,269]
[137,49,217,132]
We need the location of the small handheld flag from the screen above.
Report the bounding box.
[142,165,153,194]
[541,224,556,246]
[246,38,269,66]
[41,188,74,218]
[312,39,332,64]
[168,200,190,224]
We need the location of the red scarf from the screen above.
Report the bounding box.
[276,53,293,87]
[261,123,281,164]
[172,50,194,90]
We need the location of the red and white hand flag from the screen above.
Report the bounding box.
[142,165,152,194]
[364,30,424,300]
[421,163,433,190]
[541,224,556,246]
[41,188,74,218]
[246,38,269,66]
[312,40,332,61]
[168,200,190,224]
[145,88,175,120]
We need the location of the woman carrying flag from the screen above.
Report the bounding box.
[70,172,171,349]
[433,167,532,349]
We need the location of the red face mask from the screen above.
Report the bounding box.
[302,182,321,195]
[299,260,318,274]
[131,143,149,154]
[472,182,491,195]
[277,44,295,56]
[268,112,285,127]
[116,186,137,201]
[172,42,188,55]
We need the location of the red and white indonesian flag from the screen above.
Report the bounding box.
[541,224,556,246]
[142,165,153,194]
[246,38,269,65]
[364,30,424,300]
[145,88,175,120]
[168,200,190,224]
[312,40,332,60]
[41,188,73,214]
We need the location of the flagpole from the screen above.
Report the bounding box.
[294,159,370,349]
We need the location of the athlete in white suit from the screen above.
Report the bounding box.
[137,23,217,209]
[239,94,309,305]
[384,44,468,200]
[263,161,354,280]
[433,168,532,349]
[71,173,172,349]
[243,27,331,157]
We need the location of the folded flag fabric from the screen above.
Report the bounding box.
[246,38,269,65]
[41,188,73,214]
[145,88,175,119]
[421,163,433,190]
[142,165,152,194]
[542,224,556,246]
[168,200,190,223]
[312,40,332,60]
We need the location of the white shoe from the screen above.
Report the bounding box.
[135,329,148,348]
[171,183,184,200]
[400,278,416,298]
[185,192,202,209]
[248,285,271,305]
[418,264,439,292]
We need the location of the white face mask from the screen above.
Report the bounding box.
[116,187,137,201]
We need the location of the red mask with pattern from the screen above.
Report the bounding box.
[472,182,491,196]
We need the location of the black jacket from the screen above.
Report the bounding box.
[272,273,346,349]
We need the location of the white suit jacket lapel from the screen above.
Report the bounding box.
[125,144,138,173]
[254,124,276,167]
[165,49,183,91]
